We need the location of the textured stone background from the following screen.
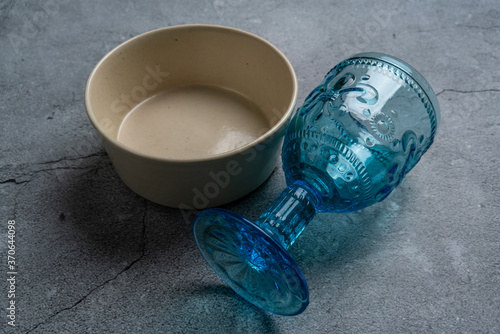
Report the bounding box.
[1,0,499,333]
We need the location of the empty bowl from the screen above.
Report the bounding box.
[85,25,298,209]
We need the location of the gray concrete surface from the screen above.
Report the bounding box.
[1,0,499,333]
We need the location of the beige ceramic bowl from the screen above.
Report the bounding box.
[85,25,297,209]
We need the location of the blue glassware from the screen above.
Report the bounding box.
[193,53,440,316]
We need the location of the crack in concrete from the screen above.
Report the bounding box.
[0,164,110,187]
[37,152,108,167]
[0,151,109,185]
[457,24,500,30]
[0,178,29,185]
[436,88,500,97]
[25,200,148,333]
[1,151,112,231]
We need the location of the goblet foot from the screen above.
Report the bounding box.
[193,208,309,316]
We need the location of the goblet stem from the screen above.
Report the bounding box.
[255,181,319,250]
[192,181,318,315]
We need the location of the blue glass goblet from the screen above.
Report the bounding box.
[193,53,440,316]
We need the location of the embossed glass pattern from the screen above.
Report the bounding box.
[193,53,440,316]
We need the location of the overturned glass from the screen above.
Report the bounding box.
[193,53,440,315]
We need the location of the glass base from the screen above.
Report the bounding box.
[193,208,309,316]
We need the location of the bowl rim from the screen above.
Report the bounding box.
[84,24,298,164]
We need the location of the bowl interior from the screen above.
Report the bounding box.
[85,25,297,160]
